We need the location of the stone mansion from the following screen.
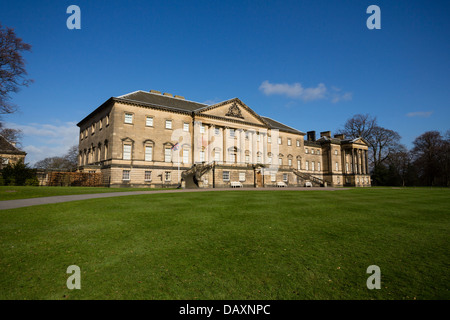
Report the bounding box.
[77,90,371,188]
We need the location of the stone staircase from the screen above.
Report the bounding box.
[181,162,214,188]
[292,169,325,187]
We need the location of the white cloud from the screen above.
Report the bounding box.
[259,80,352,103]
[406,111,433,118]
[4,121,78,165]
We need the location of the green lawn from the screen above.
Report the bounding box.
[0,188,448,300]
[0,186,173,201]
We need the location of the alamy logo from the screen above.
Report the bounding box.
[366,5,381,30]
[66,265,81,289]
[66,5,81,30]
[366,265,381,289]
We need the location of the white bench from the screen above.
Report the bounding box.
[276,182,287,187]
[230,181,243,188]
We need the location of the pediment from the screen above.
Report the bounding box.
[196,98,268,126]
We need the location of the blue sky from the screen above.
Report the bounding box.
[1,0,449,164]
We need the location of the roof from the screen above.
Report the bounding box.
[118,90,207,112]
[261,117,305,135]
[0,135,26,155]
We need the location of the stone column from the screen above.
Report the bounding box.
[263,132,268,164]
[252,131,257,164]
[351,148,355,174]
[223,127,228,163]
[240,129,245,164]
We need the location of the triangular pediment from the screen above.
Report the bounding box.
[196,98,268,126]
[351,137,370,146]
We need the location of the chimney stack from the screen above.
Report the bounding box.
[334,133,345,140]
[320,131,331,138]
[150,90,161,95]
[174,95,185,100]
[163,92,173,97]
[307,131,316,141]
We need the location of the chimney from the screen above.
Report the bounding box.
[174,95,185,100]
[307,131,316,142]
[163,92,173,97]
[334,133,345,140]
[150,90,161,95]
[320,131,331,138]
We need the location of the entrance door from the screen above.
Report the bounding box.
[256,170,263,187]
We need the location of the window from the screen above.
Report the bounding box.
[183,123,189,132]
[335,162,339,171]
[288,158,292,166]
[146,117,154,127]
[311,149,314,155]
[124,113,133,124]
[287,138,291,146]
[317,150,320,155]
[123,144,132,160]
[165,120,172,129]
[164,147,172,162]
[311,161,315,171]
[183,149,189,163]
[346,162,349,172]
[257,155,262,163]
[99,119,102,130]
[278,137,282,145]
[122,170,130,181]
[229,153,236,163]
[334,150,338,155]
[239,172,246,182]
[268,156,272,164]
[106,114,110,126]
[200,150,205,162]
[223,171,230,181]
[256,134,260,141]
[91,123,95,134]
[214,151,220,162]
[306,161,309,171]
[229,129,235,138]
[268,136,271,143]
[215,128,220,136]
[271,172,276,182]
[305,148,309,154]
[296,140,300,147]
[283,173,288,182]
[200,125,205,134]
[297,160,301,170]
[165,171,171,182]
[245,155,250,163]
[245,132,249,140]
[144,171,152,181]
[145,146,153,161]
[318,162,321,171]
[278,158,282,165]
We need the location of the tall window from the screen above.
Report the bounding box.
[145,146,153,161]
[278,158,282,165]
[124,113,133,124]
[318,162,321,172]
[122,170,130,181]
[245,155,250,163]
[229,152,236,163]
[239,172,246,182]
[257,154,262,163]
[229,129,235,138]
[164,171,171,182]
[306,161,309,171]
[296,140,300,147]
[223,171,230,181]
[200,125,205,134]
[305,148,309,154]
[271,172,276,182]
[200,150,205,162]
[165,120,172,129]
[288,158,292,166]
[283,173,288,182]
[164,147,172,162]
[215,128,220,136]
[183,123,189,132]
[144,171,152,181]
[146,117,154,127]
[278,137,282,145]
[183,149,189,163]
[297,160,301,170]
[214,150,220,162]
[312,161,315,171]
[287,138,291,146]
[268,136,271,143]
[335,162,339,171]
[123,144,132,160]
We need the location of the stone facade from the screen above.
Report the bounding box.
[77,90,371,188]
[0,135,26,169]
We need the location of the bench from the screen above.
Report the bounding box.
[230,181,243,188]
[276,182,287,187]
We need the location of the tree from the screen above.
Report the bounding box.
[336,113,377,141]
[386,145,412,186]
[411,131,445,186]
[0,126,23,147]
[1,160,37,186]
[34,145,78,171]
[0,23,33,117]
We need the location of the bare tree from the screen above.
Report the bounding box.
[387,145,411,186]
[336,114,378,141]
[0,126,23,147]
[0,23,33,117]
[367,126,402,167]
[34,145,78,171]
